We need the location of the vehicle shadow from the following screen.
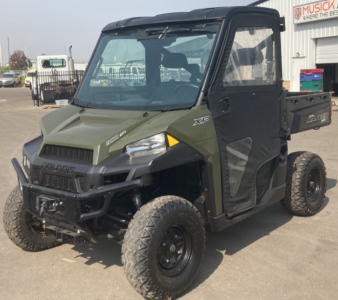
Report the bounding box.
[188,202,296,293]
[327,178,337,190]
[70,202,293,273]
[72,236,123,269]
[70,195,331,292]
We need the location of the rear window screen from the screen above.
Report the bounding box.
[41,59,66,68]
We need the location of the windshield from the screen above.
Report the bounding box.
[2,74,14,78]
[75,23,219,111]
[27,72,36,78]
[41,59,66,68]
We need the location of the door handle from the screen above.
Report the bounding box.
[220,97,230,112]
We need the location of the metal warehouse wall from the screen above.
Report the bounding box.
[255,0,338,81]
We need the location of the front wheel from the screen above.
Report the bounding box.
[281,152,327,216]
[3,186,61,251]
[122,196,206,300]
[31,90,37,100]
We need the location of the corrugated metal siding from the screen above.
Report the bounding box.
[255,0,338,81]
[317,37,338,64]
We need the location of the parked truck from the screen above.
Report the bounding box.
[4,6,332,300]
[31,46,83,103]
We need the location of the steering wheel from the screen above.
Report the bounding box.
[174,84,199,102]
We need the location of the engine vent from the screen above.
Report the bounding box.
[41,145,93,164]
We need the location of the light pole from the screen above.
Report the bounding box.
[7,37,10,64]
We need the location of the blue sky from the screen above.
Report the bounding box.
[0,0,254,64]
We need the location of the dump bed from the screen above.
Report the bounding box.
[285,92,331,135]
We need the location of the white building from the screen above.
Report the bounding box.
[251,0,338,94]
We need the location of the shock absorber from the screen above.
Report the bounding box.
[133,192,142,211]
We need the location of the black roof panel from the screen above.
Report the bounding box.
[102,6,279,32]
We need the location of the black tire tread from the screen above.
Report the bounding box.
[122,195,205,300]
[281,151,326,216]
[3,186,60,251]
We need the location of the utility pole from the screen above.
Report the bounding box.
[7,37,10,64]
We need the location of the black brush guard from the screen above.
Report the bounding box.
[12,158,142,242]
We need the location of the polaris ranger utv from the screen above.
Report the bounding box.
[4,6,332,300]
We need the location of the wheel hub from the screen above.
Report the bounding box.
[307,168,320,202]
[157,224,192,277]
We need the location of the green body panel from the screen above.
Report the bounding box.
[40,106,161,164]
[191,137,222,214]
[40,104,222,215]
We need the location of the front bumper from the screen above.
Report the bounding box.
[12,157,142,225]
[0,81,14,86]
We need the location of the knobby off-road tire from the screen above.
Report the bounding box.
[122,196,206,300]
[281,152,326,216]
[3,186,60,251]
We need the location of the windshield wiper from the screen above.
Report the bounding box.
[165,29,216,36]
[79,104,90,113]
[71,100,91,111]
[146,28,167,35]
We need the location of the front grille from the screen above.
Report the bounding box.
[33,168,41,183]
[32,167,85,193]
[43,174,75,192]
[41,145,93,164]
[78,177,85,191]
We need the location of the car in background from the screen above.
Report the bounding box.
[24,68,36,87]
[0,72,21,87]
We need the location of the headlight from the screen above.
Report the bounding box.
[126,133,167,157]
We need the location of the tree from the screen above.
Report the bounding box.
[0,66,10,73]
[9,50,27,70]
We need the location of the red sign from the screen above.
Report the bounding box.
[294,0,338,24]
[294,7,302,20]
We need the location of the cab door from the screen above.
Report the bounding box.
[207,13,283,217]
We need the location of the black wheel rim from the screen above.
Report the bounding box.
[157,223,193,277]
[307,168,321,202]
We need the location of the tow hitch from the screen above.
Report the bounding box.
[45,224,86,244]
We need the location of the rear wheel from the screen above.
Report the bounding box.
[122,196,206,300]
[3,186,61,251]
[40,89,44,102]
[281,152,326,216]
[31,90,37,100]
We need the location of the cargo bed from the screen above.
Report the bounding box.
[284,91,331,135]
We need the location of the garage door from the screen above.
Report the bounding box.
[316,37,338,64]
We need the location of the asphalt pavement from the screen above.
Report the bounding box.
[0,88,337,300]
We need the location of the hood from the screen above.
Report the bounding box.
[0,77,14,82]
[40,105,162,164]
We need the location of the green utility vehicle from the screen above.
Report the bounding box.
[4,6,332,300]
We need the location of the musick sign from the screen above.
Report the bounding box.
[294,0,338,24]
